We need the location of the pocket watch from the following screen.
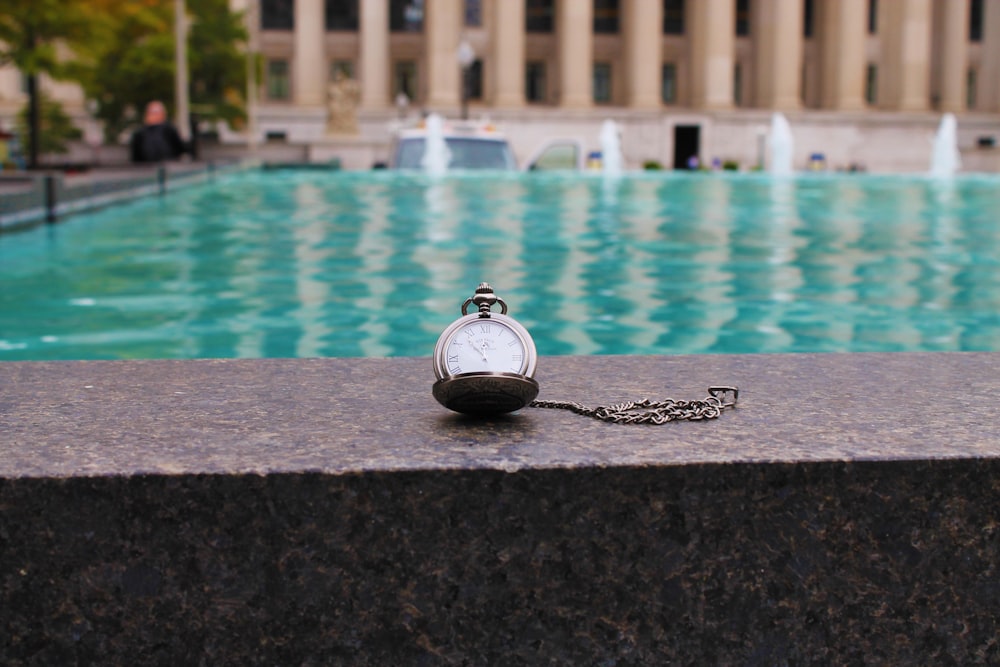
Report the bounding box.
[432,282,539,415]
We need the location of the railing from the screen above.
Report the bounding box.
[0,160,243,232]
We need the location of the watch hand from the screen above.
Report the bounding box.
[480,340,489,361]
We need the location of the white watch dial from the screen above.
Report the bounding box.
[444,319,526,375]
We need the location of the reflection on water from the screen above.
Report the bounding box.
[2,171,1000,360]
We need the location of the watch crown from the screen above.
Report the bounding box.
[472,283,498,315]
[461,282,508,316]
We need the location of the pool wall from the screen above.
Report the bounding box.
[0,161,243,232]
[2,353,999,663]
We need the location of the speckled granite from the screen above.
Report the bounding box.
[2,353,1000,664]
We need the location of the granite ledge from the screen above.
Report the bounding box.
[3,353,1000,664]
[2,352,999,478]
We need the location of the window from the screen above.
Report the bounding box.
[663,0,684,34]
[390,0,424,32]
[593,63,612,103]
[261,0,294,30]
[594,0,619,33]
[326,0,358,30]
[394,137,516,170]
[803,0,814,37]
[526,61,547,102]
[529,142,581,170]
[868,0,877,34]
[971,0,984,41]
[266,60,291,100]
[865,64,877,105]
[661,63,677,104]
[465,0,482,27]
[968,68,977,109]
[395,61,418,100]
[736,0,750,36]
[526,0,555,32]
[331,60,354,79]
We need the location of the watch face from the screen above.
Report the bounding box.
[444,318,526,375]
[434,312,536,380]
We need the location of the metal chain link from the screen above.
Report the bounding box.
[529,386,738,424]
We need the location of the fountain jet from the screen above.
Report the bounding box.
[930,113,961,178]
[421,113,451,175]
[600,120,624,177]
[769,112,794,176]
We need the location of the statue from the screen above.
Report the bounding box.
[326,70,361,136]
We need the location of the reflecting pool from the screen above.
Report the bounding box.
[1,170,999,360]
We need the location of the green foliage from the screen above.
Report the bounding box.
[188,0,251,128]
[642,160,663,171]
[0,0,92,74]
[72,0,249,142]
[16,92,83,154]
[4,0,250,144]
[0,0,97,164]
[74,3,175,141]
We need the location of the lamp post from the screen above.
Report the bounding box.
[174,0,190,143]
[245,0,259,154]
[395,92,410,120]
[457,39,474,120]
[756,126,767,171]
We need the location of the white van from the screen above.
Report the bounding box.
[388,120,518,170]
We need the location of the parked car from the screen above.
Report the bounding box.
[388,120,518,170]
[386,118,596,172]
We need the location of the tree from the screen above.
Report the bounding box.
[188,0,251,131]
[72,2,177,142]
[0,0,94,167]
[3,0,250,155]
[72,0,249,144]
[16,92,83,155]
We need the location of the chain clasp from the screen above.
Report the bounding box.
[708,386,739,408]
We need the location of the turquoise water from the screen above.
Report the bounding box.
[1,170,999,360]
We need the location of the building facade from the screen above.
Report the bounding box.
[245,0,1000,114]
[235,0,1000,171]
[3,0,1000,170]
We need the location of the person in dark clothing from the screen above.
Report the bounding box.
[130,101,186,163]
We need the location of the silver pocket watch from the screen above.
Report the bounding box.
[432,283,739,422]
[432,283,539,415]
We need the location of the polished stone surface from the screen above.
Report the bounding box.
[2,353,1000,664]
[2,352,1000,478]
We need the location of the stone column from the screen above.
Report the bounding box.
[360,0,390,109]
[492,0,525,107]
[818,0,867,110]
[689,0,734,109]
[979,0,1000,111]
[557,0,593,108]
[877,0,932,110]
[622,0,662,108]
[933,0,969,112]
[425,0,463,109]
[293,0,326,105]
[752,0,803,109]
